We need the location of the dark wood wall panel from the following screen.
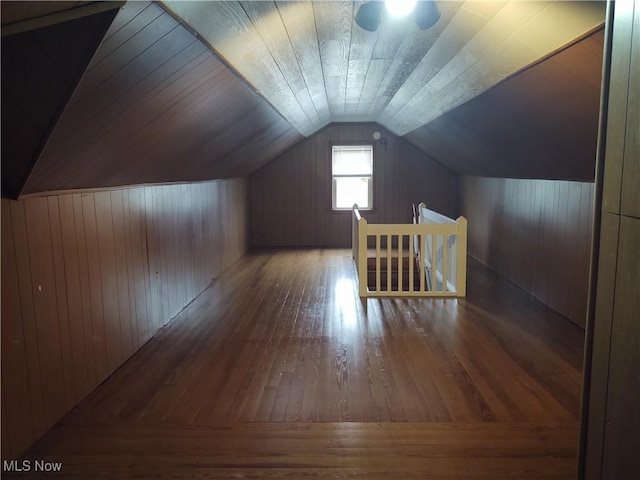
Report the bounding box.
[1,178,249,460]
[251,123,457,247]
[20,1,302,196]
[459,177,594,327]
[601,216,640,477]
[1,9,117,198]
[583,1,640,477]
[1,202,34,457]
[404,29,604,181]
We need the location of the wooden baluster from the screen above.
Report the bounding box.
[420,234,426,292]
[431,234,437,293]
[442,234,449,292]
[409,234,414,292]
[387,235,391,293]
[358,216,368,297]
[398,235,403,293]
[376,234,381,293]
[450,235,457,290]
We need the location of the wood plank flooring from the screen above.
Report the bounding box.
[5,249,585,479]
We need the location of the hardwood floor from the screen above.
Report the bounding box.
[6,249,584,479]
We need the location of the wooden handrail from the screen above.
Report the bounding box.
[352,203,467,298]
[418,202,456,224]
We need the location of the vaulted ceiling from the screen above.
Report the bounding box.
[406,27,604,180]
[1,1,606,198]
[162,0,605,136]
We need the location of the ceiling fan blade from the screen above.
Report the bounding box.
[414,1,440,30]
[355,1,384,32]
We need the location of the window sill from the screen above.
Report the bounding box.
[330,208,377,214]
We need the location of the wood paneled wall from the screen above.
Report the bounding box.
[1,179,249,459]
[251,123,457,247]
[459,177,594,327]
[582,0,640,476]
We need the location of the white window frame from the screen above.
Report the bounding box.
[331,144,374,211]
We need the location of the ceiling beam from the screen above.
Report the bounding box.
[2,1,125,37]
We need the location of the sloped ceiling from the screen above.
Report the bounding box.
[19,1,302,195]
[2,1,606,197]
[1,1,94,28]
[1,3,119,198]
[162,0,605,136]
[405,28,604,181]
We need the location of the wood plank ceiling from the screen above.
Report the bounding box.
[18,1,303,195]
[405,28,605,181]
[1,1,93,27]
[162,0,606,137]
[2,1,606,196]
[1,5,119,198]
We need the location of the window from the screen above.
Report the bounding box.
[332,144,373,210]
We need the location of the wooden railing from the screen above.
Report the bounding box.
[352,204,467,298]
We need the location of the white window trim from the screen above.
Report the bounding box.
[331,144,374,211]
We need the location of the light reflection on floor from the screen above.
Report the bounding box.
[325,253,468,345]
[333,277,359,329]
